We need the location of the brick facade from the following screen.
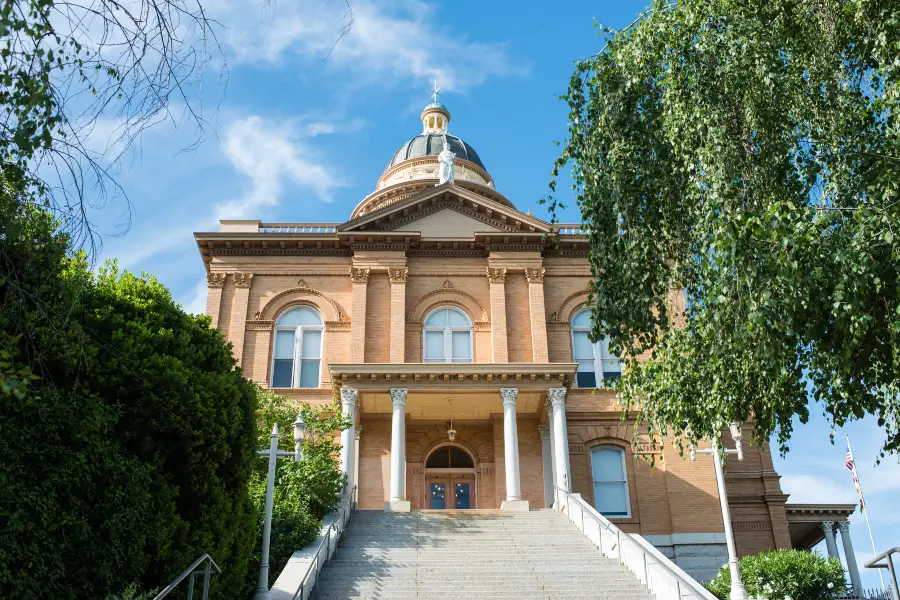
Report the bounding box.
[195,181,792,559]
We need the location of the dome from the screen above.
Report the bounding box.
[387,134,486,171]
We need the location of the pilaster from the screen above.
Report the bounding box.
[525,267,549,362]
[349,268,369,363]
[230,272,253,366]
[205,272,226,328]
[388,268,408,363]
[486,267,508,362]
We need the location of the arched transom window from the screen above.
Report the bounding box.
[571,309,622,388]
[423,307,473,363]
[591,446,631,518]
[271,307,323,388]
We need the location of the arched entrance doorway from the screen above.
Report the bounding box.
[423,443,477,509]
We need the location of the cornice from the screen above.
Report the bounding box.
[329,362,577,391]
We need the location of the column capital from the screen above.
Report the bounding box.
[207,272,226,288]
[486,267,507,283]
[340,387,359,411]
[500,387,518,407]
[390,388,408,408]
[539,424,551,439]
[837,520,851,533]
[548,387,567,408]
[821,520,835,531]
[350,267,370,283]
[525,267,545,283]
[234,272,254,288]
[388,267,408,283]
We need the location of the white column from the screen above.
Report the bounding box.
[548,388,571,498]
[353,429,360,508]
[500,388,528,511]
[540,424,554,508]
[386,388,410,512]
[339,388,358,495]
[838,521,863,596]
[821,521,840,559]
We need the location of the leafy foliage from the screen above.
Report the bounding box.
[242,391,349,595]
[705,550,846,600]
[0,173,259,599]
[549,0,900,457]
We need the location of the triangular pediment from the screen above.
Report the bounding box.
[339,183,551,235]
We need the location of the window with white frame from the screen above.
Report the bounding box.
[591,446,631,518]
[571,309,622,388]
[271,307,323,388]
[423,307,473,363]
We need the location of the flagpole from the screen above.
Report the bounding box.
[847,434,887,593]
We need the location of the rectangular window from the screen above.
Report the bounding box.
[424,330,444,362]
[272,330,296,388]
[573,330,597,388]
[591,447,630,517]
[451,330,471,362]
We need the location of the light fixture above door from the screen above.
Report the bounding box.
[446,397,457,441]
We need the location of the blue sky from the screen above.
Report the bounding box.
[88,0,898,588]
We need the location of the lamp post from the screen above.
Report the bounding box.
[691,422,748,600]
[252,413,306,600]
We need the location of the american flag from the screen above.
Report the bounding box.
[846,440,866,512]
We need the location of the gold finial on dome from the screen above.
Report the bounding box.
[422,78,450,135]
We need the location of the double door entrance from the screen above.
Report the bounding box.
[425,473,475,509]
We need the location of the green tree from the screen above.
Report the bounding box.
[0,173,259,599]
[242,391,350,595]
[706,550,846,600]
[549,0,900,458]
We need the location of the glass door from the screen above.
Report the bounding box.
[426,474,475,509]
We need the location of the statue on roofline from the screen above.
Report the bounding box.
[438,135,455,185]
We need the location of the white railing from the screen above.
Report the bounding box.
[258,224,339,234]
[554,486,718,600]
[153,554,221,600]
[555,224,589,235]
[287,486,356,600]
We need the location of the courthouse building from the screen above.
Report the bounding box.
[194,101,864,584]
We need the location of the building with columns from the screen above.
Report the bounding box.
[194,101,863,585]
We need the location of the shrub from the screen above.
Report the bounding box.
[0,175,259,598]
[706,550,846,600]
[241,391,349,596]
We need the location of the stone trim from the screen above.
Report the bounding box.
[406,288,488,322]
[486,267,507,283]
[350,267,370,283]
[388,267,408,283]
[258,286,348,322]
[525,267,545,283]
[548,283,592,322]
[234,272,254,288]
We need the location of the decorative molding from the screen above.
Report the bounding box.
[733,521,773,531]
[473,321,491,332]
[297,278,310,289]
[246,320,275,331]
[325,321,351,332]
[207,272,226,288]
[525,268,545,283]
[350,267,370,284]
[500,387,518,407]
[390,388,408,408]
[546,321,571,332]
[388,267,409,283]
[377,199,520,233]
[442,279,454,289]
[486,267,507,283]
[259,287,349,322]
[538,424,551,439]
[837,521,851,533]
[234,272,254,288]
[406,287,488,322]
[548,283,592,322]
[569,443,586,454]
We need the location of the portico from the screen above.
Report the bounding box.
[329,363,576,512]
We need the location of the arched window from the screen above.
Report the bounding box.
[271,307,323,388]
[591,446,631,518]
[571,309,622,388]
[423,307,473,363]
[425,446,475,469]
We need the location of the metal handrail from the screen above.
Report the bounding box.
[153,554,222,600]
[554,486,717,600]
[290,485,357,600]
[865,548,900,600]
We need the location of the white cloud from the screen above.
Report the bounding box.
[212,0,527,91]
[178,278,210,315]
[215,115,347,220]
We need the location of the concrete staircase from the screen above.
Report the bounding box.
[315,510,655,599]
